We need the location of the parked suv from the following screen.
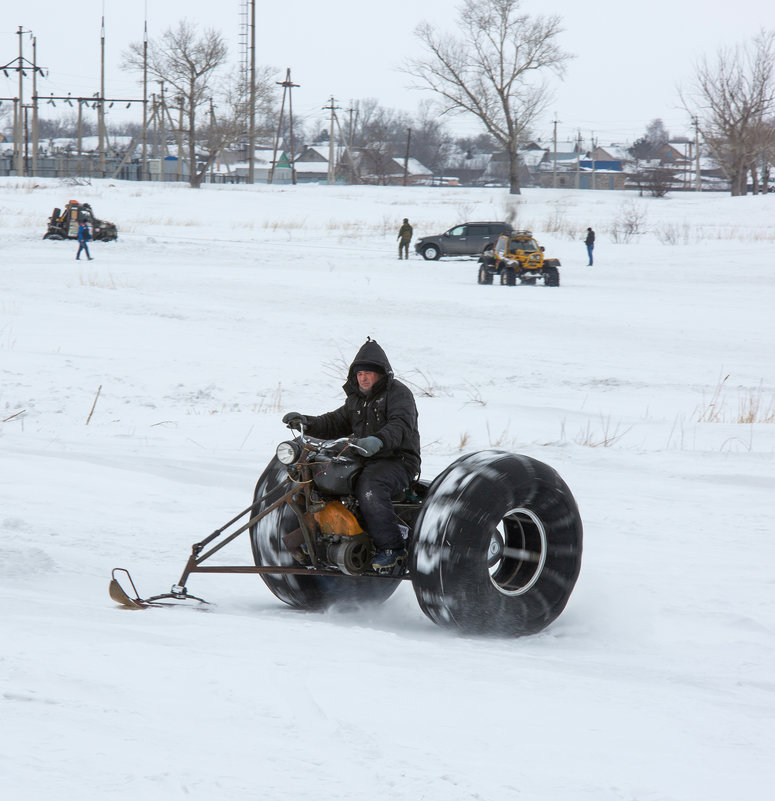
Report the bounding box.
[414,221,513,260]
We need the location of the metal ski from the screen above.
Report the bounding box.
[109,568,210,609]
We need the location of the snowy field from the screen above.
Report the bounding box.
[1,177,774,800]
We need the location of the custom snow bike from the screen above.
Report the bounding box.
[110,426,583,636]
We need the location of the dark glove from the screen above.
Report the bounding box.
[351,436,383,457]
[282,412,309,430]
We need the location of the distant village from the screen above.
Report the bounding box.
[0,133,729,193]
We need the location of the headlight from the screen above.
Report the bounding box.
[276,440,301,465]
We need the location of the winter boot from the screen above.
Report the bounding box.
[371,547,407,573]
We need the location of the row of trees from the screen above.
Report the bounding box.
[118,18,498,187]
[117,2,775,197]
[683,30,775,196]
[113,0,569,191]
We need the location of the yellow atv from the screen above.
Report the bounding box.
[477,231,560,287]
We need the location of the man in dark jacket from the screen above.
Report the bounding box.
[584,227,595,266]
[282,338,421,572]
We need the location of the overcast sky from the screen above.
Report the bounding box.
[2,0,771,146]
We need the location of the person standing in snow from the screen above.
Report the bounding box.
[397,218,413,259]
[282,337,421,573]
[76,221,93,261]
[584,227,595,266]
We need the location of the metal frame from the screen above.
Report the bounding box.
[109,438,416,607]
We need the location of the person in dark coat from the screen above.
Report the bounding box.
[584,227,595,266]
[282,338,421,572]
[397,218,413,260]
[76,221,93,261]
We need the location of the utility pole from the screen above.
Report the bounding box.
[78,99,84,157]
[693,116,701,192]
[269,69,299,184]
[99,15,106,178]
[31,36,39,176]
[348,105,357,183]
[590,132,597,190]
[331,107,357,184]
[324,96,340,185]
[552,116,558,188]
[575,130,582,189]
[17,26,24,176]
[1,27,45,177]
[287,71,298,185]
[176,95,184,181]
[142,17,148,181]
[159,81,166,177]
[402,127,412,186]
[247,0,256,184]
[686,141,692,191]
[210,98,216,183]
[150,92,157,160]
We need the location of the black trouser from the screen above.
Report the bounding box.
[355,458,410,550]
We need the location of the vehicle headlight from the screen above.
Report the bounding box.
[276,440,301,465]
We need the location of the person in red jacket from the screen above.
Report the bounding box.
[282,338,421,572]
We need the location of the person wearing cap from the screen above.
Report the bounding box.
[282,337,421,572]
[397,217,413,260]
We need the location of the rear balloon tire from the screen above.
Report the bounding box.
[409,451,582,636]
[249,457,402,610]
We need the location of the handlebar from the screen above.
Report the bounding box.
[285,426,364,460]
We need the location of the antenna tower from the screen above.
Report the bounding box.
[239,1,250,87]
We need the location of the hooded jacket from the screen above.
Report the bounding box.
[305,339,421,479]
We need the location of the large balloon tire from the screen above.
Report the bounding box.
[409,451,582,636]
[249,457,402,611]
[542,265,560,287]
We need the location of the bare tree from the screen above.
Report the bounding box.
[0,105,11,141]
[683,30,775,196]
[630,118,670,160]
[345,100,413,184]
[123,20,273,188]
[635,165,678,197]
[405,0,571,194]
[410,101,455,175]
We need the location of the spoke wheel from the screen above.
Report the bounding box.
[249,458,402,610]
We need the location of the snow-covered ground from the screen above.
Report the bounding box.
[1,178,773,801]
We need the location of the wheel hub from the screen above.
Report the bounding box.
[488,507,547,596]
